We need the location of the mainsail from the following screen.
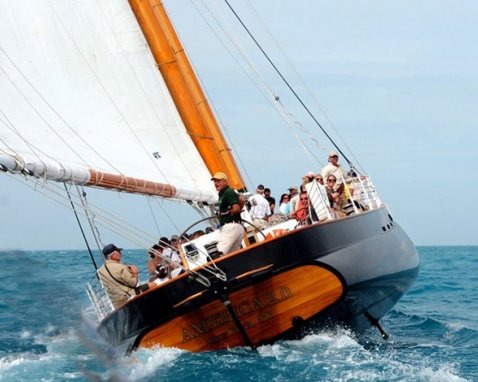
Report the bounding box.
[0,0,242,203]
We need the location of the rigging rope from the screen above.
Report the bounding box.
[223,0,355,170]
[76,186,103,252]
[0,48,90,166]
[8,173,222,286]
[146,197,162,238]
[243,0,366,173]
[191,0,322,171]
[63,183,99,272]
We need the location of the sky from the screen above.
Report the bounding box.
[0,0,477,250]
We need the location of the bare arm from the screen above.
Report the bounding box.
[230,203,241,216]
[147,260,156,275]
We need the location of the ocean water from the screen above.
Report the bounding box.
[0,246,476,381]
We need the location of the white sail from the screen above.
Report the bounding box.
[0,0,217,203]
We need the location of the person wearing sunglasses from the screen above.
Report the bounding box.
[294,191,309,222]
[325,176,348,217]
[315,174,324,185]
[326,176,341,205]
[289,173,314,217]
[278,193,290,214]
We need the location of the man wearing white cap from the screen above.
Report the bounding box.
[211,172,245,255]
[321,151,346,188]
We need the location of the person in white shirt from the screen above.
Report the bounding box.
[321,151,346,189]
[248,184,271,229]
[278,193,290,214]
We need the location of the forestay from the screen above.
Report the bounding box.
[0,0,217,203]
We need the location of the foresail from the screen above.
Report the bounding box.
[0,0,217,203]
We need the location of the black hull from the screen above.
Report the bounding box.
[97,206,419,352]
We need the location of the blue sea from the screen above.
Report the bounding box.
[0,246,476,381]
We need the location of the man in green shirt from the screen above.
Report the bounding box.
[211,172,244,255]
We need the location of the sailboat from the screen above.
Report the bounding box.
[0,0,419,353]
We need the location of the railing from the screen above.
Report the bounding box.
[348,176,382,210]
[305,175,383,222]
[86,275,114,321]
[305,181,335,221]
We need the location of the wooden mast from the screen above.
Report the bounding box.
[129,0,246,191]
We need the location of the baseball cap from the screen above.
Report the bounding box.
[102,243,122,257]
[328,151,339,157]
[211,172,228,181]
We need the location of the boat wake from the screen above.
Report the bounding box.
[0,314,470,382]
[118,326,468,382]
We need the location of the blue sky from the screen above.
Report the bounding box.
[1,0,477,250]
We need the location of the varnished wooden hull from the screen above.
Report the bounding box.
[140,265,343,351]
[97,206,419,353]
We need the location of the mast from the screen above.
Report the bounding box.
[129,0,246,191]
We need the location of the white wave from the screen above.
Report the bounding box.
[254,327,471,381]
[299,329,360,349]
[444,320,467,332]
[416,364,470,382]
[257,343,286,359]
[0,352,64,381]
[19,330,33,339]
[0,356,27,372]
[261,327,359,350]
[120,347,184,380]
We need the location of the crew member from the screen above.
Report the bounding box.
[98,243,149,308]
[211,172,244,255]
